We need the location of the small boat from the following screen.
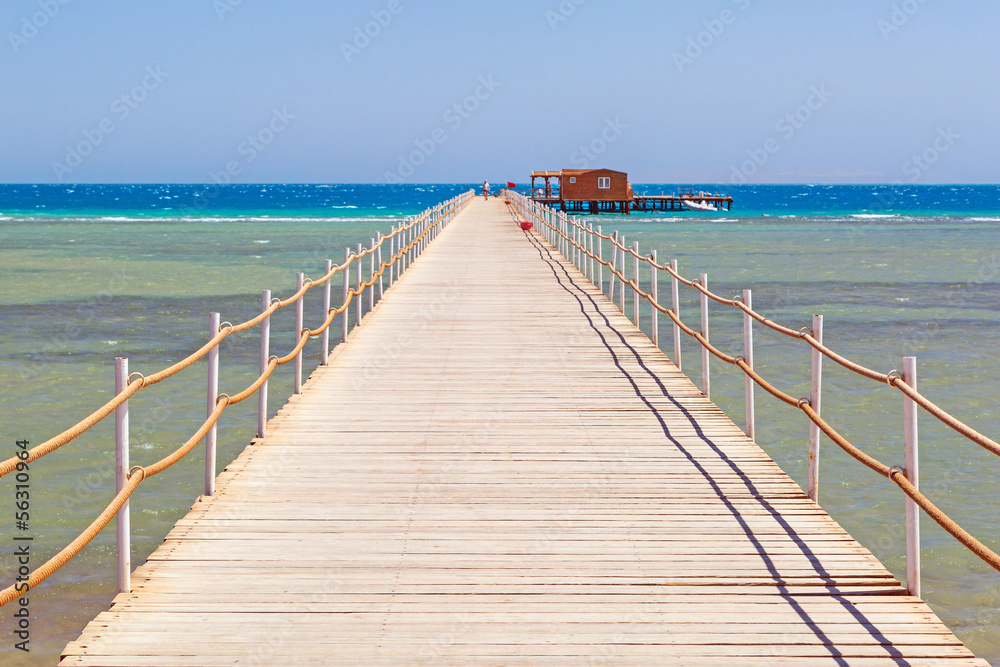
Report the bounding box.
[683,199,718,213]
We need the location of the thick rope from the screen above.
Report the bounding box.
[0,469,144,607]
[0,193,472,480]
[508,191,1000,575]
[0,192,476,608]
[515,194,1000,460]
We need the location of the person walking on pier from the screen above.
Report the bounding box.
[482,180,490,200]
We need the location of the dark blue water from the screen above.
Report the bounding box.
[0,184,476,219]
[1,184,998,219]
[631,183,1000,217]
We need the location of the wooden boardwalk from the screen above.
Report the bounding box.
[62,198,984,665]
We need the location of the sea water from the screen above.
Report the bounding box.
[0,184,997,664]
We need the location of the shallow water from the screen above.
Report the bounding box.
[0,185,997,664]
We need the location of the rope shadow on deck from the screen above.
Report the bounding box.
[523,229,909,665]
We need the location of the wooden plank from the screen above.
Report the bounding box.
[59,198,983,665]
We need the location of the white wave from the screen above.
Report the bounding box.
[161,215,399,223]
[851,214,898,219]
[968,217,1000,222]
[254,240,271,244]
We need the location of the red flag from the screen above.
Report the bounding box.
[507,182,517,189]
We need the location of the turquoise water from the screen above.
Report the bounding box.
[1,185,998,664]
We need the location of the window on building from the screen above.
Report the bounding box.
[598,177,611,189]
[569,177,576,184]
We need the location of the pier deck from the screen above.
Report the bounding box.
[531,193,735,213]
[62,199,983,665]
[633,193,734,212]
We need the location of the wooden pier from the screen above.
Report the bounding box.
[531,194,735,214]
[60,198,984,665]
[633,192,735,212]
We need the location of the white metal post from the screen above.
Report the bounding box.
[743,289,755,440]
[651,251,659,347]
[389,228,396,286]
[573,220,578,268]
[205,312,220,496]
[574,223,580,269]
[903,356,921,598]
[632,242,640,327]
[609,235,618,302]
[322,262,331,366]
[376,234,384,302]
[597,227,604,293]
[408,223,414,266]
[369,238,376,312]
[356,243,363,325]
[258,290,271,439]
[808,314,824,503]
[577,220,582,270]
[619,236,627,314]
[671,259,682,371]
[587,225,594,282]
[114,357,130,594]
[700,274,710,399]
[294,273,304,395]
[401,224,407,274]
[342,248,351,343]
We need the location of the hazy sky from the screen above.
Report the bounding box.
[2,1,997,184]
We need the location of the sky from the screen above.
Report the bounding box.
[1,0,998,185]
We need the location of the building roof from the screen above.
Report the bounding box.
[533,169,629,179]
[561,168,628,176]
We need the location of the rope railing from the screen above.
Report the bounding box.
[506,190,1000,590]
[0,190,475,607]
[0,193,468,480]
[536,201,1000,458]
[512,192,1000,459]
